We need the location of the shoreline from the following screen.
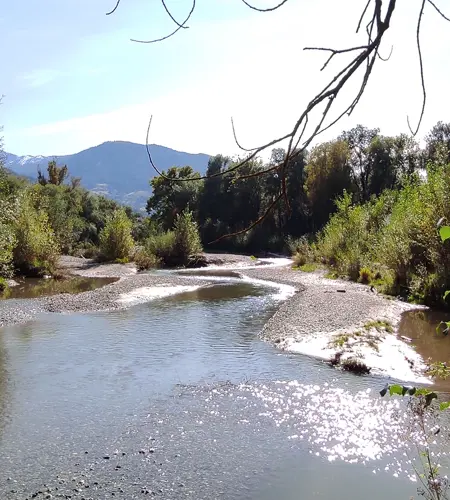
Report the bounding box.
[0,254,429,382]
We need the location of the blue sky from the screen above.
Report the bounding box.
[2,0,450,156]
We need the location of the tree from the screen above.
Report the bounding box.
[304,140,354,230]
[425,121,450,166]
[38,160,69,186]
[146,166,201,230]
[339,125,380,202]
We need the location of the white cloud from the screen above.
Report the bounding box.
[21,69,63,88]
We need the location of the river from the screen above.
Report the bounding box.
[0,268,441,499]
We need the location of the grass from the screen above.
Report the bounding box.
[298,263,320,272]
[363,319,394,333]
[324,270,339,279]
[329,334,350,349]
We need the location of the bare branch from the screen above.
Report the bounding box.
[356,0,372,33]
[131,0,196,44]
[304,45,369,71]
[427,0,450,21]
[161,0,189,29]
[407,0,426,136]
[231,117,259,152]
[106,0,121,16]
[240,0,290,13]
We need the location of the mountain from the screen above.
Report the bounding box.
[5,141,210,211]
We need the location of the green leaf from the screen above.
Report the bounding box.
[415,388,432,396]
[440,402,450,411]
[444,290,450,301]
[436,321,450,336]
[389,384,403,396]
[425,392,438,407]
[439,226,450,243]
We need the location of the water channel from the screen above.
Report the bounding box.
[0,268,444,499]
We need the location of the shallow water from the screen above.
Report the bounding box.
[399,308,450,391]
[1,276,117,299]
[0,276,443,499]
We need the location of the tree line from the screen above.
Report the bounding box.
[146,121,450,253]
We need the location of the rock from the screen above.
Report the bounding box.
[103,455,110,460]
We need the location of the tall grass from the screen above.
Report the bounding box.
[315,165,450,306]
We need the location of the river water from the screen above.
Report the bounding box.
[0,270,442,499]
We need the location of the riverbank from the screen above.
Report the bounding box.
[242,266,429,382]
[0,254,429,382]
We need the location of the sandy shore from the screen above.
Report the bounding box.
[0,254,427,382]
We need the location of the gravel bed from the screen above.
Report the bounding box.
[242,266,417,343]
[1,255,416,341]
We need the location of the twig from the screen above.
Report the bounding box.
[240,0,290,13]
[106,0,121,16]
[132,0,196,43]
[161,0,189,29]
[427,0,450,21]
[407,0,427,136]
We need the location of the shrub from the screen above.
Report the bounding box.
[0,277,9,293]
[172,210,202,265]
[0,199,16,278]
[358,267,373,284]
[144,231,176,265]
[145,210,203,268]
[134,249,161,271]
[13,191,60,276]
[98,209,135,262]
[289,235,315,267]
[315,166,450,307]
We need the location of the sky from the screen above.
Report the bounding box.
[1,0,450,157]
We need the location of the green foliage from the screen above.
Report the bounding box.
[38,160,69,186]
[13,190,60,276]
[144,231,176,265]
[358,266,373,284]
[304,140,354,230]
[297,263,319,272]
[140,210,202,268]
[98,208,135,262]
[363,320,393,333]
[147,166,201,230]
[313,165,450,307]
[440,225,450,243]
[133,248,161,271]
[0,277,8,293]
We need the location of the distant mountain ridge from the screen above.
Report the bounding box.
[5,141,210,210]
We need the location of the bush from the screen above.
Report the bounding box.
[98,209,135,262]
[0,199,16,278]
[0,277,9,293]
[172,210,203,265]
[358,267,373,284]
[145,231,176,265]
[289,235,315,267]
[13,191,60,276]
[315,164,450,307]
[144,211,203,267]
[133,249,161,271]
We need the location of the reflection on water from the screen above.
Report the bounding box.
[399,309,450,390]
[0,281,444,499]
[1,276,117,300]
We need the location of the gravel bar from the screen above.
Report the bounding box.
[1,255,417,339]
